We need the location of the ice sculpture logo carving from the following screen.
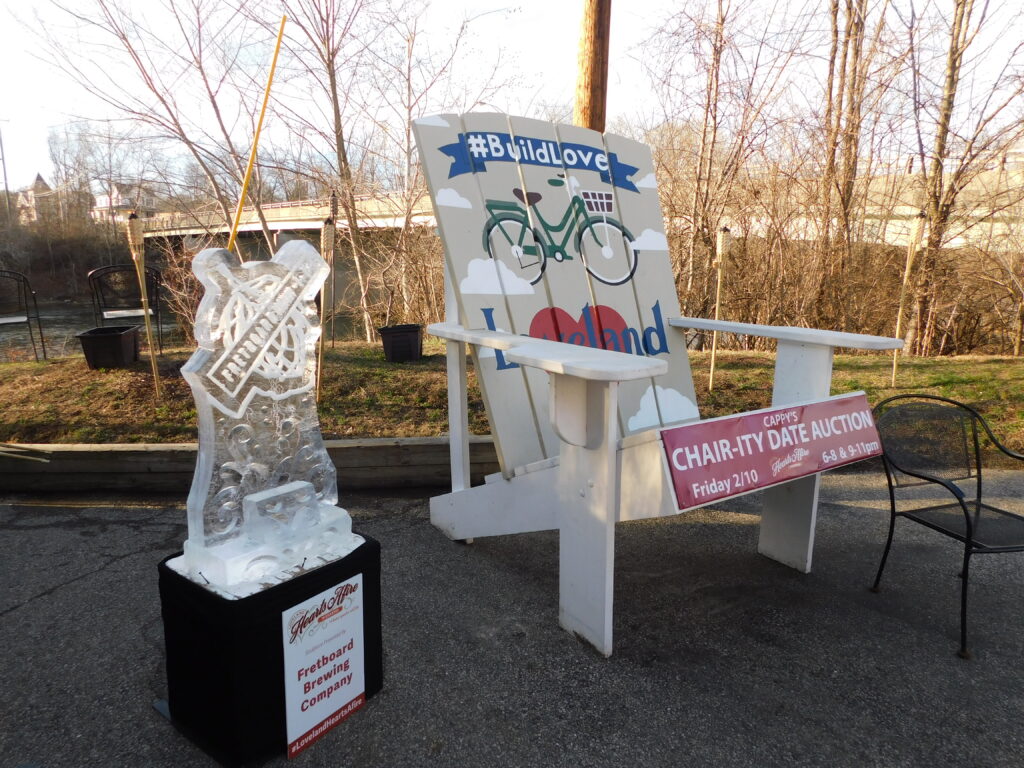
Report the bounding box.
[171,241,361,597]
[191,246,321,416]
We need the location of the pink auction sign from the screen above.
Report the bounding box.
[660,392,882,512]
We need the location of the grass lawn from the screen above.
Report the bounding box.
[0,338,1020,449]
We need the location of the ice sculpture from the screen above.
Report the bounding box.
[167,240,361,597]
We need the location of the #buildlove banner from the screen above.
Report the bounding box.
[660,392,882,512]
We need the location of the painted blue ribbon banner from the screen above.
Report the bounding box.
[439,132,639,192]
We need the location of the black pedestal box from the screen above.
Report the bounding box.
[157,535,382,766]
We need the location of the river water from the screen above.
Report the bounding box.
[0,302,360,363]
[0,302,177,363]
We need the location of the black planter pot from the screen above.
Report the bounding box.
[77,325,140,369]
[377,324,423,362]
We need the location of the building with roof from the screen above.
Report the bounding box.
[90,180,158,225]
[15,175,60,225]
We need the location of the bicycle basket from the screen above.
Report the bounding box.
[581,190,614,214]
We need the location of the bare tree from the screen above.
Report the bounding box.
[255,0,380,340]
[358,0,510,323]
[42,0,276,251]
[645,0,809,333]
[899,0,1024,355]
[813,0,906,329]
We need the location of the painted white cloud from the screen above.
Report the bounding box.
[415,115,449,127]
[634,172,657,189]
[629,228,669,251]
[460,258,535,296]
[627,385,699,432]
[436,187,472,208]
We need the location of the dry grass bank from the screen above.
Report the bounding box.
[0,338,1020,449]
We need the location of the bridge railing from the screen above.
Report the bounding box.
[142,193,405,236]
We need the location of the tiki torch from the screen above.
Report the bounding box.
[126,212,163,398]
[317,214,336,398]
[708,226,731,392]
[329,190,338,348]
[891,211,926,387]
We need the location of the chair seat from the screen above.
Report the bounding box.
[102,308,152,318]
[902,502,1024,551]
[0,314,29,324]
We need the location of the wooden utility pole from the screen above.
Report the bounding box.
[573,0,612,132]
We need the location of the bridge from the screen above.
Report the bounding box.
[142,165,1024,251]
[142,194,435,239]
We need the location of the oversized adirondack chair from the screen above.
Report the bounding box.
[413,113,901,655]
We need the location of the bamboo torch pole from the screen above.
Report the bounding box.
[317,216,335,399]
[708,226,731,392]
[126,213,162,398]
[891,211,926,387]
[329,191,338,348]
[226,15,287,256]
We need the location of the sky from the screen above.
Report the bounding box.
[0,0,670,191]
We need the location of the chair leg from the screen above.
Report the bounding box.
[36,317,47,360]
[870,513,897,593]
[957,548,972,660]
[25,319,40,362]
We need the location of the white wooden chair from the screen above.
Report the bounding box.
[413,113,900,655]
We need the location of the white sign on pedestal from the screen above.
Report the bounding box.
[282,574,366,758]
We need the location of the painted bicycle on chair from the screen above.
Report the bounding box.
[482,176,640,286]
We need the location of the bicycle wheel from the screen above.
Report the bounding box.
[576,218,638,286]
[484,215,547,286]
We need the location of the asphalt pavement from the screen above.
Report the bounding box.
[2,469,1023,768]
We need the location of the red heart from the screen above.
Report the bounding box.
[528,305,629,350]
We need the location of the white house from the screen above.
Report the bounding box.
[90,180,158,224]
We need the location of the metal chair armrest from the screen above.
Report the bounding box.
[885,458,967,501]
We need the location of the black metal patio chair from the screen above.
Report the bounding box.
[88,264,163,352]
[0,269,47,361]
[871,394,1024,658]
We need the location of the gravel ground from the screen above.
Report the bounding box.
[2,469,1023,768]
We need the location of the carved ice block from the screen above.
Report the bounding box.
[172,240,361,597]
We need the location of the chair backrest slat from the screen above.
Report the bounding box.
[89,265,161,311]
[0,270,31,317]
[414,113,700,474]
[875,398,979,486]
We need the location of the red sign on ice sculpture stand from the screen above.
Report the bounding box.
[660,392,882,512]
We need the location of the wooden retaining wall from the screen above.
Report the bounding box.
[0,437,499,494]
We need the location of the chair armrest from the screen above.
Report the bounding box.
[427,322,667,382]
[668,317,902,351]
[995,444,1024,462]
[974,418,1024,462]
[428,322,521,349]
[886,461,967,501]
